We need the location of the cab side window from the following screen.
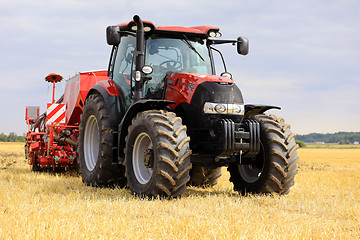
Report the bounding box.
[113,35,136,109]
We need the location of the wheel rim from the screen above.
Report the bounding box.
[83,115,99,171]
[238,144,265,183]
[132,132,153,184]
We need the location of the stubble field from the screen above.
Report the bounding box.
[0,142,359,239]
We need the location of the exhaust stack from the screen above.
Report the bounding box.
[133,15,145,103]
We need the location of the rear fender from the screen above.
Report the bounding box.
[244,104,281,119]
[117,99,175,162]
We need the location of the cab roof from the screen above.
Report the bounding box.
[117,20,220,37]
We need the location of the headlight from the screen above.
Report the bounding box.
[233,105,242,114]
[228,104,243,114]
[208,31,222,38]
[215,104,226,113]
[208,31,216,38]
[203,102,244,115]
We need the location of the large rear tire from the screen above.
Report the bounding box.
[78,93,126,187]
[228,114,299,195]
[125,110,192,198]
[189,166,222,187]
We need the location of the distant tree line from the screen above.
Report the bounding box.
[1,131,359,144]
[0,132,26,142]
[296,132,360,144]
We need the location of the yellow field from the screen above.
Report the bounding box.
[0,142,359,239]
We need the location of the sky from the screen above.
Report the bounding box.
[0,0,359,135]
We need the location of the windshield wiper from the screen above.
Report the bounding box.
[182,35,205,62]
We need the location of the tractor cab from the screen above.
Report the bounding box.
[112,33,212,106]
[106,17,248,110]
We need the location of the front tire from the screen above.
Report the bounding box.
[228,114,299,195]
[78,93,126,187]
[125,110,192,198]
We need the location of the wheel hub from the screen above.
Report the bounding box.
[143,149,154,168]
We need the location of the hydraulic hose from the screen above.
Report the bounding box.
[53,129,77,147]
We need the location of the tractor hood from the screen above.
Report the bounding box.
[164,72,245,129]
[165,72,243,107]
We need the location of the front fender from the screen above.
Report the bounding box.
[244,104,281,119]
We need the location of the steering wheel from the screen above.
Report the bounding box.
[159,60,182,71]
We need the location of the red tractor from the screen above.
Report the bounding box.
[25,15,299,197]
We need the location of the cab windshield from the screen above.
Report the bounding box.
[144,36,212,98]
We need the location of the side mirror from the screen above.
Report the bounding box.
[106,26,120,45]
[237,37,249,55]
